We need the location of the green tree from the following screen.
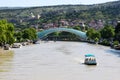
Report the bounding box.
[29,28,37,40]
[95,11,104,19]
[86,28,101,43]
[6,23,15,44]
[22,28,37,41]
[86,28,94,40]
[0,20,15,46]
[73,26,81,30]
[14,31,23,42]
[100,25,115,40]
[115,22,120,42]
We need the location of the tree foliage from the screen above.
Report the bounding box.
[73,26,81,31]
[115,22,120,42]
[100,25,115,39]
[86,28,101,42]
[22,28,37,40]
[0,1,120,28]
[0,19,15,46]
[14,31,23,42]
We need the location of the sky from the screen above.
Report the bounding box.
[0,0,118,7]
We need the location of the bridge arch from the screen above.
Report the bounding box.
[37,28,87,40]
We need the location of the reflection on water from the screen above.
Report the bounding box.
[0,50,14,72]
[0,41,120,80]
[106,49,120,57]
[0,50,14,80]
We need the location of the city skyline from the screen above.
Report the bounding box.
[0,0,118,7]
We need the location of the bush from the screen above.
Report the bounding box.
[100,39,110,46]
[113,40,119,45]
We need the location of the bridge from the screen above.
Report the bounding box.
[37,28,87,40]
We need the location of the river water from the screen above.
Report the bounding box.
[0,41,120,80]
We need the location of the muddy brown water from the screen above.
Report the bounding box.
[0,41,120,80]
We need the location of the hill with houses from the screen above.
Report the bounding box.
[0,1,120,30]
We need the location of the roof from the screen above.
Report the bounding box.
[85,54,95,57]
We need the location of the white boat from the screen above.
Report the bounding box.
[84,54,97,65]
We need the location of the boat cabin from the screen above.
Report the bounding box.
[84,54,97,65]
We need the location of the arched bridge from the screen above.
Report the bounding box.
[37,28,87,40]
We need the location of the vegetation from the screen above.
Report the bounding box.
[100,39,110,46]
[0,1,120,29]
[0,20,15,46]
[115,22,120,42]
[0,1,120,48]
[100,25,115,42]
[22,28,37,41]
[113,40,119,45]
[15,28,37,42]
[86,28,101,43]
[86,24,118,46]
[47,31,79,41]
[0,19,37,48]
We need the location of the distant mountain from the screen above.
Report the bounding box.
[0,1,120,29]
[0,7,25,10]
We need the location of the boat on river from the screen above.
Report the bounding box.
[84,54,97,65]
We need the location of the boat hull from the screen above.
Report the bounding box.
[84,62,97,65]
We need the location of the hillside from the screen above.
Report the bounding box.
[0,1,120,29]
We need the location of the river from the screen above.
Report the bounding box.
[0,41,120,80]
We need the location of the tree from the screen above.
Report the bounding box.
[86,28,101,43]
[73,26,81,31]
[5,23,15,44]
[95,11,104,19]
[100,25,115,40]
[86,28,94,40]
[115,22,120,42]
[14,31,23,42]
[29,28,37,40]
[22,28,37,41]
[0,19,15,46]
